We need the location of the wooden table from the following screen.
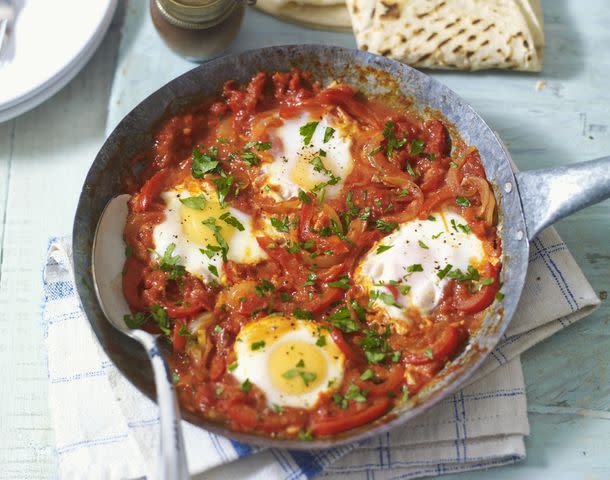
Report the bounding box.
[0,1,608,478]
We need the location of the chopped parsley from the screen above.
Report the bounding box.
[282,367,317,386]
[255,280,275,297]
[152,243,186,280]
[424,347,434,359]
[191,145,220,178]
[376,219,398,233]
[251,340,266,351]
[437,264,453,279]
[208,264,219,277]
[219,211,245,231]
[328,275,350,289]
[201,217,229,261]
[496,291,505,301]
[299,121,319,145]
[328,305,360,333]
[124,311,147,329]
[359,369,375,381]
[298,429,313,441]
[316,335,327,347]
[228,361,238,371]
[293,308,313,320]
[211,172,234,206]
[382,121,407,158]
[179,194,206,210]
[418,240,429,250]
[240,379,253,393]
[213,325,222,334]
[359,325,395,364]
[271,216,291,233]
[376,245,393,254]
[344,383,367,402]
[304,273,317,286]
[410,138,425,156]
[449,161,459,169]
[407,264,424,273]
[456,196,471,207]
[298,189,312,204]
[323,126,335,143]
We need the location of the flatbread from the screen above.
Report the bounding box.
[346,0,545,71]
[256,0,352,31]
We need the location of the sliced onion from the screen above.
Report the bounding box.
[461,176,495,226]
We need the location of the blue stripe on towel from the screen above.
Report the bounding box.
[289,450,324,479]
[231,440,252,458]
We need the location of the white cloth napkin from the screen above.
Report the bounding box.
[42,227,599,479]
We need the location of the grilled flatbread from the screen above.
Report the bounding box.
[256,0,352,31]
[346,0,544,71]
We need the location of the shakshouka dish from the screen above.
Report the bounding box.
[122,70,502,440]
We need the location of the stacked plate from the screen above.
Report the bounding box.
[0,0,117,123]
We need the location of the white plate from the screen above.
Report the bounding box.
[0,0,117,121]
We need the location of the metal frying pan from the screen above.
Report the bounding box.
[72,45,610,449]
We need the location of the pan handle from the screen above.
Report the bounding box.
[514,156,610,241]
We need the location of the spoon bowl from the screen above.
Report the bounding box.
[92,194,189,480]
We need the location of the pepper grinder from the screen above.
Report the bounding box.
[150,0,250,62]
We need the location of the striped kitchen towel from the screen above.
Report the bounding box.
[42,226,599,480]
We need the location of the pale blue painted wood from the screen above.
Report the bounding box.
[0,0,608,478]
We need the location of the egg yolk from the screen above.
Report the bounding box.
[268,341,327,395]
[289,153,337,193]
[179,195,236,247]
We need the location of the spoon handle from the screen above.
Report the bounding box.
[135,331,190,480]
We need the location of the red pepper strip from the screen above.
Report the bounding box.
[404,325,459,365]
[453,263,500,314]
[135,169,168,212]
[311,397,391,437]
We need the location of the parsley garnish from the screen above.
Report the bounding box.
[228,361,238,371]
[424,347,434,359]
[124,311,147,329]
[449,161,459,169]
[411,138,425,156]
[437,264,453,279]
[456,196,471,207]
[359,325,395,364]
[240,379,253,393]
[299,121,319,145]
[293,308,313,320]
[407,264,424,273]
[179,194,206,210]
[316,335,327,347]
[191,146,220,178]
[496,292,505,301]
[382,121,407,158]
[418,240,429,250]
[153,243,186,280]
[211,172,234,206]
[359,369,375,381]
[298,190,312,204]
[208,264,219,277]
[219,211,245,231]
[328,305,360,333]
[255,280,275,297]
[251,340,266,351]
[271,216,291,233]
[376,219,398,233]
[323,127,335,143]
[345,383,367,402]
[201,218,229,261]
[328,275,350,289]
[376,245,393,254]
[298,429,313,441]
[282,367,317,386]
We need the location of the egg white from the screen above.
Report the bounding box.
[355,210,486,331]
[260,111,354,201]
[231,316,344,410]
[152,183,266,284]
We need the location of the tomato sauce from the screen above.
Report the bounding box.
[122,70,502,439]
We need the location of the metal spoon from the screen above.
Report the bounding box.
[92,194,189,480]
